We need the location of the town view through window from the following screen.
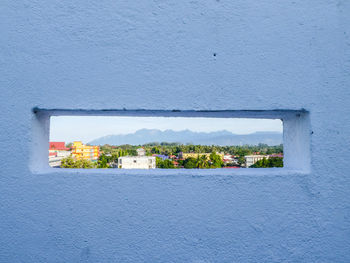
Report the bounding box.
[49,116,283,169]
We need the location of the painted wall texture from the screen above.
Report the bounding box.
[1,0,350,262]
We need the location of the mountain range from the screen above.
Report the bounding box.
[88,129,283,146]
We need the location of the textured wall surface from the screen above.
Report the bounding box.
[1,0,350,262]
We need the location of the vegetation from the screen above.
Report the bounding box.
[249,157,283,168]
[182,157,198,169]
[100,143,283,157]
[156,158,175,169]
[61,156,97,168]
[176,152,224,169]
[59,143,283,169]
[97,154,110,168]
[210,152,224,168]
[60,154,117,169]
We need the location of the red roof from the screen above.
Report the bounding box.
[49,142,69,151]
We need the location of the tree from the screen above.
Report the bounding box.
[237,156,246,167]
[209,152,223,168]
[183,157,197,169]
[197,155,209,168]
[151,147,160,154]
[75,159,96,168]
[97,154,109,168]
[250,157,283,168]
[268,157,283,167]
[162,159,175,169]
[60,156,97,168]
[156,157,163,168]
[60,156,75,168]
[156,157,175,169]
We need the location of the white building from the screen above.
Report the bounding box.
[118,148,156,169]
[245,155,268,168]
[49,150,71,167]
[137,148,146,156]
[48,142,71,167]
[118,156,156,169]
[223,155,239,165]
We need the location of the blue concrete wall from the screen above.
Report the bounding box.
[1,0,349,262]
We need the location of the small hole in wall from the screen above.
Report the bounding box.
[49,116,283,169]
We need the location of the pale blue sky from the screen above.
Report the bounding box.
[50,116,283,143]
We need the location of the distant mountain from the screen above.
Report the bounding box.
[88,129,282,146]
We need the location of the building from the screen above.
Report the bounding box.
[223,154,239,165]
[118,148,156,169]
[118,156,156,169]
[71,141,100,161]
[137,148,146,156]
[245,155,268,168]
[2,0,348,261]
[48,142,71,167]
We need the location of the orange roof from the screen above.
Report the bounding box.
[50,142,69,150]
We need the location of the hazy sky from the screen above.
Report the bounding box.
[50,116,283,143]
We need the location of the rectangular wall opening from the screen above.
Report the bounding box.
[49,116,283,169]
[31,109,310,174]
